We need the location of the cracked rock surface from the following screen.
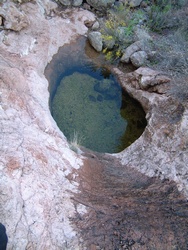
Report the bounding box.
[0,0,95,249]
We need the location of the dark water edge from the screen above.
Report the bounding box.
[71,152,188,250]
[45,36,146,153]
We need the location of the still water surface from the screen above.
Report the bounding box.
[45,37,146,153]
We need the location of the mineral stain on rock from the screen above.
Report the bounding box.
[72,152,188,250]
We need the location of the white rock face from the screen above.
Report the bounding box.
[0,1,95,249]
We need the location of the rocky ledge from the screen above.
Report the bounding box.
[0,0,188,249]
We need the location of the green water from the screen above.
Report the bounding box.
[52,72,124,152]
[46,36,146,153]
[51,71,146,153]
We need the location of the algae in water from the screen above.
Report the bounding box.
[52,72,127,153]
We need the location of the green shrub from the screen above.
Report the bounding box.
[147,0,187,32]
[100,4,145,61]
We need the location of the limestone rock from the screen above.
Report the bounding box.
[0,2,29,31]
[88,31,103,52]
[120,41,142,63]
[86,0,115,11]
[130,50,148,67]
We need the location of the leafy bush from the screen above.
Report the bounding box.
[145,31,188,77]
[100,4,145,61]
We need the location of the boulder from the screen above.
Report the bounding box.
[88,31,103,52]
[94,79,115,93]
[86,0,115,11]
[91,20,100,30]
[130,50,148,67]
[134,27,153,41]
[135,67,171,90]
[59,0,71,6]
[72,0,83,6]
[120,41,142,63]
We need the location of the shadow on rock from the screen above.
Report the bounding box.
[71,152,188,250]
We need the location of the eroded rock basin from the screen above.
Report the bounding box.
[46,37,147,153]
[0,0,188,249]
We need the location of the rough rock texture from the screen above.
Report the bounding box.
[135,67,171,90]
[88,31,103,52]
[0,1,29,31]
[120,41,142,63]
[0,1,96,249]
[72,152,188,249]
[113,67,188,196]
[130,50,148,67]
